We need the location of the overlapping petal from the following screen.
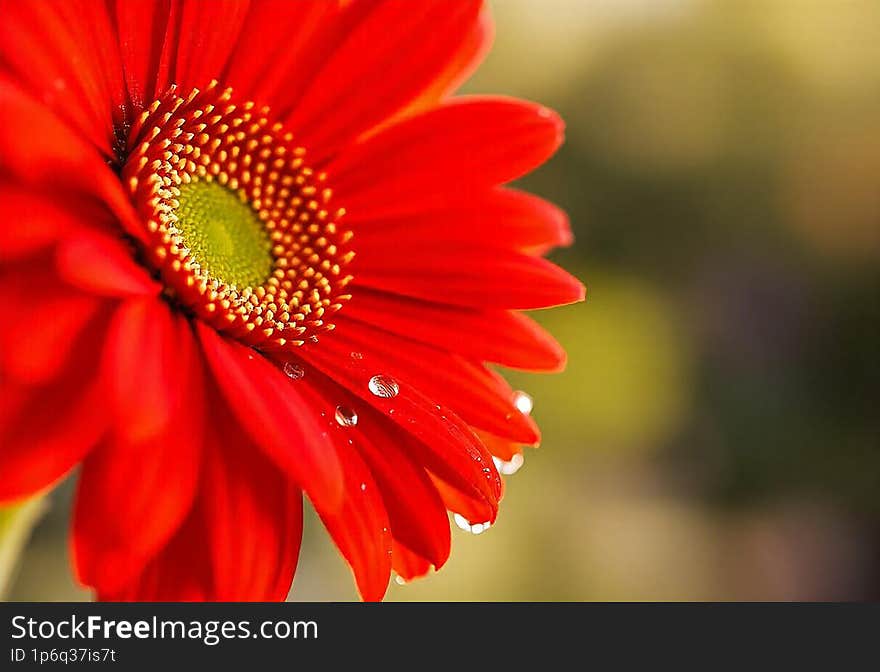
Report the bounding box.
[197,324,344,512]
[283,0,484,161]
[297,339,503,517]
[0,187,86,262]
[392,540,434,583]
[201,412,303,601]
[0,312,109,503]
[341,289,567,372]
[352,246,585,310]
[73,300,203,594]
[324,318,540,443]
[349,188,572,255]
[294,389,393,601]
[0,262,104,385]
[0,0,123,156]
[328,98,565,218]
[0,81,142,242]
[294,371,451,572]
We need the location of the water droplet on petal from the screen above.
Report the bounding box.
[394,575,407,586]
[493,453,525,476]
[453,513,470,531]
[350,351,364,361]
[453,513,492,535]
[368,374,399,398]
[512,390,533,415]
[283,361,305,380]
[334,405,358,427]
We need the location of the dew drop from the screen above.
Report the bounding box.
[493,453,525,476]
[453,513,492,535]
[350,351,364,361]
[360,482,367,491]
[334,405,358,427]
[512,390,533,415]
[394,575,407,586]
[282,361,305,380]
[368,374,399,399]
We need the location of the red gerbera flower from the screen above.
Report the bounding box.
[0,0,583,601]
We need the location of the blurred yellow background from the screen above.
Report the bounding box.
[9,0,880,601]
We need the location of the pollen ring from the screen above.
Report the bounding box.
[122,81,354,349]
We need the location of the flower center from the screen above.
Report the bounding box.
[122,81,353,349]
[175,180,273,289]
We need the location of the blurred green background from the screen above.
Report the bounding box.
[8,0,880,601]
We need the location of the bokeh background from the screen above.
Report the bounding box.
[7,0,880,601]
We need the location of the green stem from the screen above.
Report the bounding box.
[0,496,48,600]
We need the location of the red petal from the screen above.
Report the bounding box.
[113,0,168,108]
[394,2,493,117]
[171,0,249,92]
[477,429,524,462]
[342,289,566,372]
[202,415,303,601]
[197,323,344,512]
[311,433,392,602]
[353,246,585,310]
[350,188,572,255]
[60,0,128,128]
[285,0,484,161]
[327,318,540,444]
[97,504,214,601]
[151,0,181,104]
[224,0,356,113]
[297,338,502,514]
[430,473,497,527]
[0,267,103,385]
[296,373,451,570]
[56,231,159,297]
[354,425,451,571]
[113,0,247,110]
[0,187,78,261]
[357,428,451,568]
[74,309,203,594]
[392,540,434,582]
[113,0,249,103]
[0,0,122,155]
[0,319,108,503]
[0,381,104,503]
[102,298,180,442]
[0,82,143,243]
[328,97,564,218]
